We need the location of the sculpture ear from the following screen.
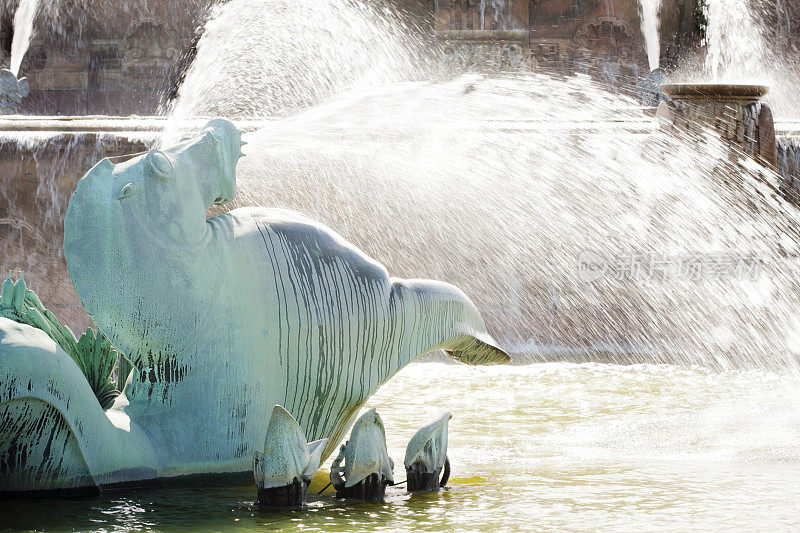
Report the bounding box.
[147,150,173,181]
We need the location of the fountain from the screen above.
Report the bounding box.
[655,0,783,167]
[4,0,800,528]
[659,82,776,166]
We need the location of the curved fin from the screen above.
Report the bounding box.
[254,405,327,489]
[303,438,328,480]
[343,408,394,487]
[404,412,452,472]
[0,319,158,493]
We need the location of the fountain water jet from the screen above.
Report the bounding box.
[9,0,41,77]
[638,0,661,70]
[7,0,800,374]
[657,0,781,166]
[161,0,429,144]
[703,0,767,82]
[217,73,800,370]
[42,0,800,371]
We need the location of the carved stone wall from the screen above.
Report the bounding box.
[0,0,716,115]
[431,0,705,92]
[0,0,706,115]
[439,30,530,71]
[434,0,529,31]
[0,0,207,115]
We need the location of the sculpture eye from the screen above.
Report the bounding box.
[147,150,173,180]
[117,182,134,200]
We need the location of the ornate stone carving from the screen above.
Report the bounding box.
[120,19,181,75]
[439,30,530,72]
[573,17,635,60]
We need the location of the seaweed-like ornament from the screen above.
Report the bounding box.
[0,273,121,408]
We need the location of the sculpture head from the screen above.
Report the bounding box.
[64,119,245,358]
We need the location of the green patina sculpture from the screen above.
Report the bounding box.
[253,405,327,507]
[0,118,509,495]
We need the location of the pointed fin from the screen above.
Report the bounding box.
[443,334,510,365]
[344,408,394,487]
[404,412,452,471]
[302,438,328,480]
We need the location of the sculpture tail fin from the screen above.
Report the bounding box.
[442,332,510,366]
[393,279,510,366]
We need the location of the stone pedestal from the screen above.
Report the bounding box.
[658,84,776,168]
[777,135,800,203]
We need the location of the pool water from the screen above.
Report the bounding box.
[3,361,800,531]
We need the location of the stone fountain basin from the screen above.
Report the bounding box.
[660,83,769,103]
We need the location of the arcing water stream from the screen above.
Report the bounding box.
[169,0,800,370]
[162,0,428,130]
[231,75,800,369]
[9,0,40,76]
